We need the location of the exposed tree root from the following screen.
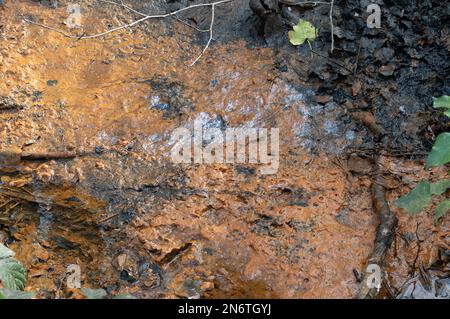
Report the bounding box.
[355,116,399,299]
[357,157,398,298]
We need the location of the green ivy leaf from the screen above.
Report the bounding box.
[395,181,431,215]
[0,288,34,299]
[435,199,450,221]
[0,244,27,291]
[430,179,450,195]
[113,293,137,299]
[426,132,450,168]
[80,288,108,299]
[433,95,450,117]
[288,20,317,46]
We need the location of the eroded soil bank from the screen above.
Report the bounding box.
[0,0,448,298]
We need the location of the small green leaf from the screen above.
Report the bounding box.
[113,293,137,299]
[395,181,431,215]
[80,288,108,299]
[433,95,450,118]
[0,288,34,299]
[0,244,27,291]
[430,179,450,195]
[435,199,450,221]
[288,20,317,46]
[426,133,450,168]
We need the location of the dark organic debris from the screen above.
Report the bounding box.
[0,95,25,110]
[265,0,449,155]
[145,77,194,120]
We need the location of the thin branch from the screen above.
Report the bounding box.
[311,49,352,72]
[100,0,209,32]
[279,1,330,4]
[190,3,216,66]
[175,15,210,33]
[23,18,74,37]
[99,0,146,17]
[329,0,335,52]
[24,0,232,40]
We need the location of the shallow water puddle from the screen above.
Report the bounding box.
[0,0,380,298]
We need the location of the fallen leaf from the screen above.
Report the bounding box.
[288,20,317,46]
[379,65,395,76]
[352,80,362,96]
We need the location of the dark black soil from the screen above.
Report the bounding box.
[249,0,450,155]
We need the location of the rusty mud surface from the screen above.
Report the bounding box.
[0,0,448,299]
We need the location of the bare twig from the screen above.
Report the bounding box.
[25,0,231,39]
[99,0,145,17]
[175,15,209,33]
[279,1,330,5]
[329,0,335,53]
[3,201,20,214]
[311,49,352,72]
[22,18,74,37]
[100,0,209,36]
[24,0,232,65]
[0,199,13,210]
[190,2,216,66]
[98,212,120,223]
[353,38,362,75]
[100,0,209,32]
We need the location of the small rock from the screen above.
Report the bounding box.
[114,252,139,282]
[0,230,8,243]
[95,161,105,170]
[200,281,215,291]
[316,95,332,104]
[32,243,50,261]
[352,80,362,96]
[35,163,54,183]
[379,64,395,76]
[46,79,58,86]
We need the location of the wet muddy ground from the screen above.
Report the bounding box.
[0,0,448,298]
